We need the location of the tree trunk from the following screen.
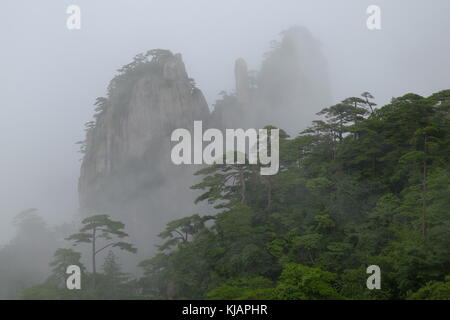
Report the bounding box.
[92,227,97,288]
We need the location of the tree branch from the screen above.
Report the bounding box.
[95,242,115,255]
[173,229,187,242]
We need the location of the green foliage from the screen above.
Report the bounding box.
[273,264,342,300]
[138,89,450,300]
[66,215,136,289]
[20,285,67,300]
[158,214,214,251]
[20,247,138,300]
[66,215,137,255]
[408,276,450,300]
[206,277,274,300]
[48,248,84,288]
[0,209,60,299]
[93,251,137,299]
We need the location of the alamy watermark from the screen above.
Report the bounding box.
[64,263,381,290]
[367,5,381,30]
[66,265,81,290]
[170,121,279,175]
[366,265,381,290]
[65,4,382,31]
[66,5,81,30]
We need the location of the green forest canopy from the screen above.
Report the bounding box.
[20,89,450,300]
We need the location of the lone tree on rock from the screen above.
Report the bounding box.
[66,214,137,288]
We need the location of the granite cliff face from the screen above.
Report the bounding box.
[210,26,332,134]
[78,27,331,255]
[79,51,210,252]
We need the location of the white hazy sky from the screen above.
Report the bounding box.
[0,0,449,243]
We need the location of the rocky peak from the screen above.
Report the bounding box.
[79,50,209,222]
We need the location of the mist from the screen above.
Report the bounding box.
[1,0,449,300]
